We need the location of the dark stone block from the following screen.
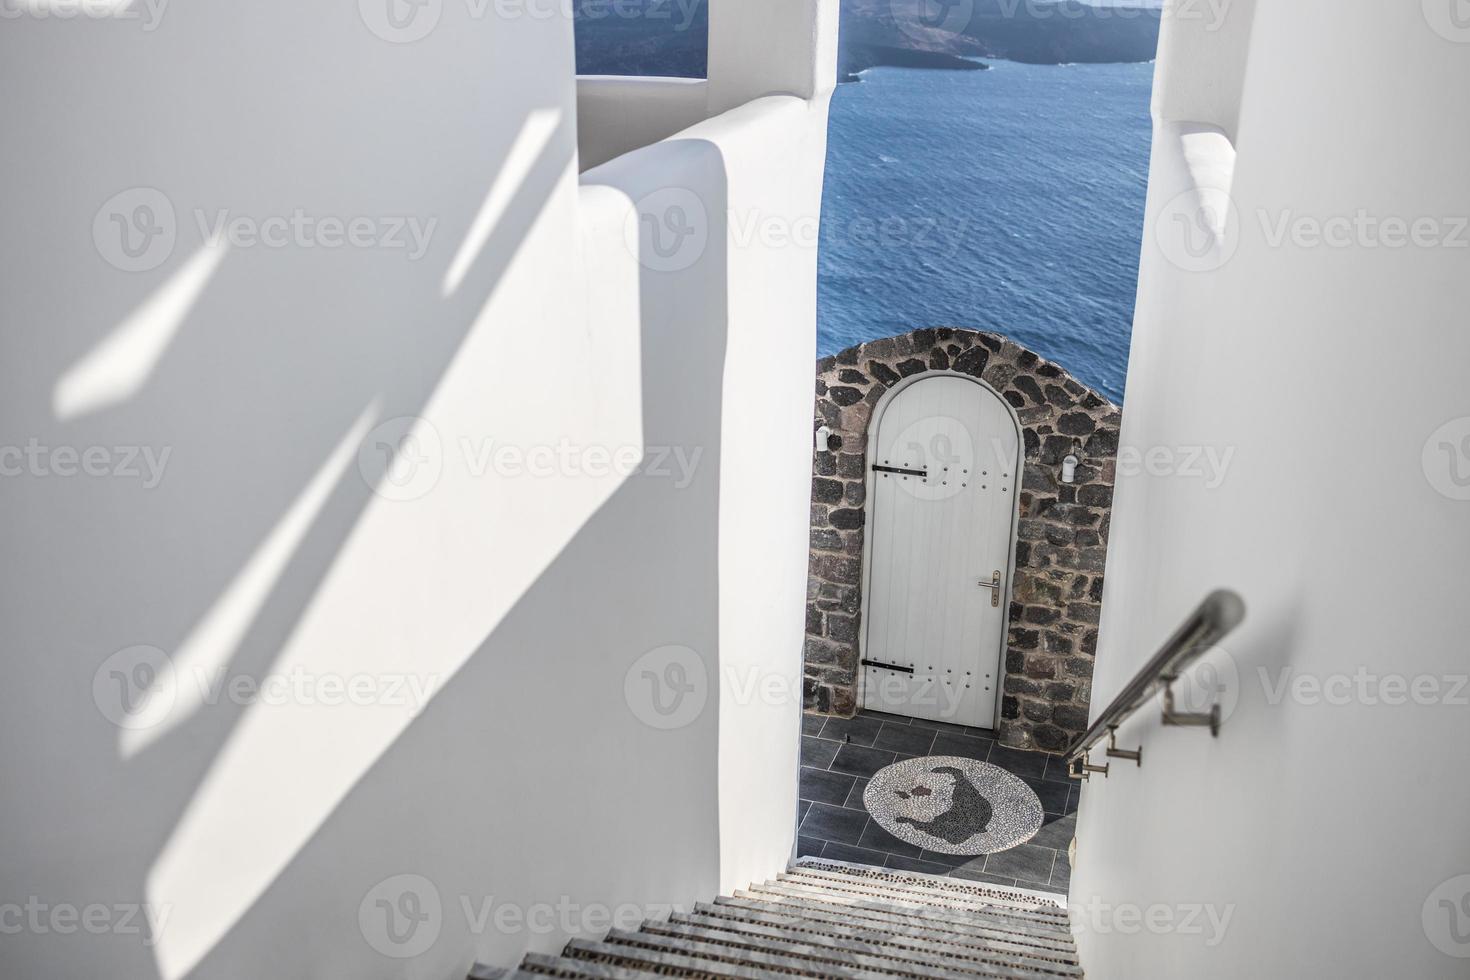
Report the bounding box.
[826,614,859,643]
[837,346,860,366]
[896,357,926,378]
[844,481,866,506]
[1037,363,1062,378]
[911,328,936,349]
[1045,384,1077,408]
[837,453,865,479]
[829,386,864,407]
[815,454,836,476]
[953,346,990,377]
[1005,676,1042,696]
[1006,650,1025,673]
[979,333,1003,351]
[812,477,844,504]
[829,508,865,530]
[1022,700,1051,723]
[1046,682,1076,702]
[806,607,823,636]
[1024,657,1056,680]
[1052,704,1090,732]
[1023,429,1040,458]
[1078,484,1113,507]
[1085,429,1119,455]
[1004,390,1026,409]
[1058,412,1096,436]
[810,528,843,552]
[1002,695,1020,720]
[1041,434,1074,465]
[928,348,950,371]
[1010,628,1040,651]
[1014,375,1046,404]
[868,361,901,387]
[812,554,862,585]
[838,369,869,385]
[1032,725,1069,753]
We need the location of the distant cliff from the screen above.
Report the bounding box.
[574,0,1159,79]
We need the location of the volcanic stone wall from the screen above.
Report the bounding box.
[805,328,1122,751]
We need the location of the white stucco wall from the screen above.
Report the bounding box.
[1075,2,1470,977]
[0,1,835,977]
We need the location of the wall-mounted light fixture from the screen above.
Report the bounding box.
[1061,443,1082,484]
[815,424,835,454]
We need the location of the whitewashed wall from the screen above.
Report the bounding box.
[0,1,836,977]
[1075,2,1470,977]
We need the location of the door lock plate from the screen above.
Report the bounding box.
[978,570,1002,607]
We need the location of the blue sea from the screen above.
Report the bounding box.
[818,60,1155,404]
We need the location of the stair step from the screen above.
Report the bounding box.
[774,871,1069,927]
[695,901,1081,973]
[718,893,1075,953]
[794,859,1068,909]
[783,866,1068,919]
[515,953,666,979]
[661,912,1080,978]
[566,932,898,979]
[755,881,1074,941]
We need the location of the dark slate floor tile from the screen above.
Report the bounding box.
[1049,856,1072,892]
[988,745,1049,780]
[914,850,984,872]
[830,743,896,778]
[802,713,827,736]
[948,868,1021,887]
[797,801,811,824]
[1029,812,1076,851]
[985,844,1056,885]
[799,766,856,806]
[908,716,971,735]
[930,731,993,761]
[799,803,869,845]
[885,854,959,876]
[858,708,911,725]
[873,724,937,756]
[822,841,888,867]
[843,777,870,810]
[859,820,923,859]
[819,714,884,746]
[796,835,825,858]
[1022,775,1071,816]
[1042,753,1078,783]
[801,735,840,769]
[1065,785,1079,815]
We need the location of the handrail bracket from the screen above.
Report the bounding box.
[1161,678,1222,737]
[1105,727,1142,766]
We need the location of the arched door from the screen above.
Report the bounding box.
[860,373,1022,729]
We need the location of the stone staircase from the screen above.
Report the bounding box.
[484,858,1081,978]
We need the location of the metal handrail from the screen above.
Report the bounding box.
[1064,589,1246,778]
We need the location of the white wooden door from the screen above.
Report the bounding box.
[861,375,1021,728]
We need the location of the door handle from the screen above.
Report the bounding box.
[977,570,1002,607]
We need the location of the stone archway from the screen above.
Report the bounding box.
[804,329,1122,752]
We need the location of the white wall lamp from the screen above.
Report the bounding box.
[1060,443,1082,484]
[815,423,836,454]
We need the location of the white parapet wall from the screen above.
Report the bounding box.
[1076,2,1470,978]
[0,1,836,977]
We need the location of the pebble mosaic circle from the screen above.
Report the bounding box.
[863,755,1044,856]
